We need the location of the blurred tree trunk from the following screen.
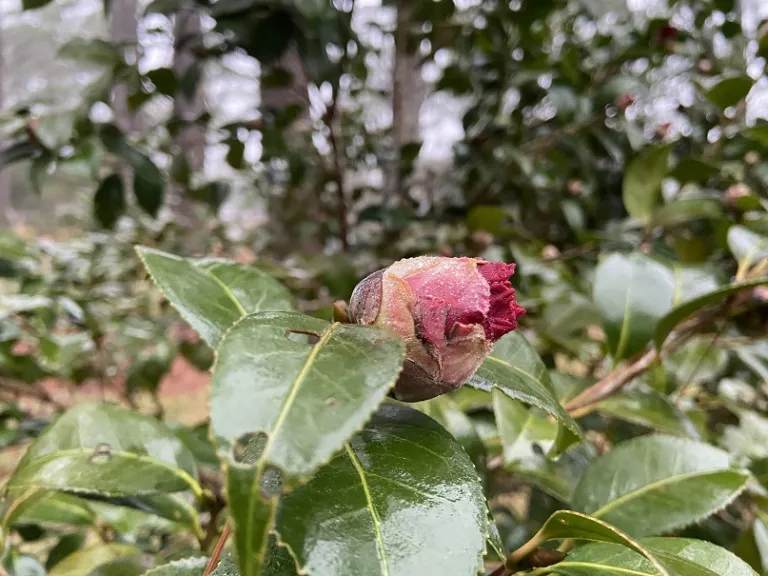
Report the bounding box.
[390,0,426,202]
[170,5,205,224]
[0,16,12,225]
[109,0,139,133]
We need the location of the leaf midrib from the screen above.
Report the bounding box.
[9,448,201,497]
[590,468,747,520]
[261,322,340,466]
[345,443,390,576]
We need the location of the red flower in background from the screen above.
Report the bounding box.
[349,256,525,402]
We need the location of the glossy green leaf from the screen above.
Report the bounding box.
[94,174,125,229]
[572,435,750,537]
[131,152,164,217]
[49,544,141,576]
[211,312,404,476]
[86,494,201,537]
[654,277,768,348]
[492,389,557,465]
[598,391,698,437]
[706,77,753,111]
[508,443,596,503]
[87,557,147,576]
[593,253,675,360]
[47,533,87,570]
[141,557,208,575]
[274,403,487,576]
[136,247,294,348]
[623,145,671,223]
[728,225,768,268]
[510,510,669,575]
[550,538,758,576]
[469,331,581,443]
[7,403,200,497]
[417,395,486,470]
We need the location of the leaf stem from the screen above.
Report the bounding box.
[202,522,230,576]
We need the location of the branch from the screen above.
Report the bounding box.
[0,378,67,411]
[565,314,713,415]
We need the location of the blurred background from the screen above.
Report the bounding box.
[2,0,768,532]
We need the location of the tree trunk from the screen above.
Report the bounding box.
[170,4,205,222]
[390,0,427,204]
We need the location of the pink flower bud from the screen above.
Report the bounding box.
[349,256,525,402]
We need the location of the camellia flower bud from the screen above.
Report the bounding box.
[349,256,525,402]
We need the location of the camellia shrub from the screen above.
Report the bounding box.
[0,240,767,576]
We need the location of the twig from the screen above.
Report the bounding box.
[0,378,67,410]
[565,316,709,414]
[202,522,231,576]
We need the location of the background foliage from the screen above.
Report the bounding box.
[2,0,768,574]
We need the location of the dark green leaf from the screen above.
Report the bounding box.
[7,403,200,497]
[593,253,675,360]
[706,77,753,111]
[623,145,671,223]
[572,435,750,537]
[21,0,53,9]
[146,68,178,96]
[136,248,294,348]
[469,332,581,449]
[87,557,147,576]
[0,141,41,168]
[417,395,486,470]
[210,311,404,475]
[655,277,768,348]
[47,533,87,570]
[94,174,126,229]
[130,152,164,217]
[274,403,487,576]
[670,158,720,184]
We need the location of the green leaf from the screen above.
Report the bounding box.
[146,68,178,96]
[572,435,750,537]
[623,144,671,223]
[651,198,723,228]
[49,544,141,576]
[654,277,768,348]
[7,403,200,498]
[593,253,675,360]
[87,557,147,576]
[669,158,720,185]
[274,403,487,576]
[706,77,754,111]
[85,493,201,537]
[417,395,486,470]
[131,152,164,217]
[21,0,53,9]
[509,510,670,575]
[598,391,698,437]
[9,491,95,527]
[728,225,768,267]
[551,538,758,576]
[58,39,122,66]
[94,174,126,229]
[469,332,581,448]
[141,557,208,575]
[492,389,558,464]
[136,248,294,348]
[210,311,404,475]
[47,533,87,570]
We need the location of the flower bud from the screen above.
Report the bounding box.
[349,256,525,402]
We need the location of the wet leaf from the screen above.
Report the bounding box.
[572,435,750,537]
[49,544,141,576]
[136,247,294,347]
[551,538,758,576]
[7,403,200,497]
[274,403,487,576]
[469,332,581,448]
[210,312,404,476]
